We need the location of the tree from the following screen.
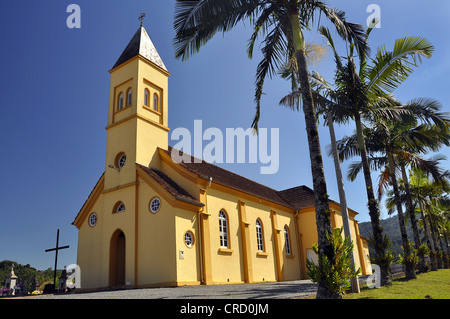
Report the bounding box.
[371,111,448,279]
[339,99,449,277]
[319,27,434,285]
[173,0,367,299]
[279,68,361,292]
[408,167,450,270]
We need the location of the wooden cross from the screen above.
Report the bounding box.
[45,229,70,288]
[139,12,146,26]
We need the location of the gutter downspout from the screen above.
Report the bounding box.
[198,177,212,284]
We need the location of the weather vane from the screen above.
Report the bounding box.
[139,12,146,26]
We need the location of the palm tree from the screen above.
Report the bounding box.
[408,167,450,270]
[337,100,449,279]
[384,156,448,272]
[279,66,361,292]
[173,0,368,299]
[315,25,435,285]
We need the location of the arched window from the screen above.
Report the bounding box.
[114,202,126,214]
[153,93,158,111]
[144,89,149,107]
[219,210,229,248]
[118,92,124,111]
[126,88,132,106]
[284,225,292,255]
[256,219,264,252]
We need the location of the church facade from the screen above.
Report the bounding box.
[72,25,371,290]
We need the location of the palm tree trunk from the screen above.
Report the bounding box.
[354,113,391,286]
[420,203,437,271]
[438,228,449,269]
[429,214,443,269]
[400,164,426,271]
[387,153,416,279]
[290,12,336,299]
[445,230,450,255]
[326,110,360,292]
[443,231,450,268]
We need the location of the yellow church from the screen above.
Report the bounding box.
[72,24,371,290]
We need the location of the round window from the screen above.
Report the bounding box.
[118,154,126,168]
[184,231,194,247]
[150,197,161,214]
[89,213,97,227]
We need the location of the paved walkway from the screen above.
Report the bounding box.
[22,280,318,299]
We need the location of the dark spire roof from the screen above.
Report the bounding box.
[112,25,167,71]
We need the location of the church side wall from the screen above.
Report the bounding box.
[206,188,245,284]
[205,187,301,284]
[136,178,177,287]
[275,210,302,281]
[175,208,201,285]
[77,193,106,289]
[244,201,278,283]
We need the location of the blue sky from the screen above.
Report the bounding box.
[0,0,449,271]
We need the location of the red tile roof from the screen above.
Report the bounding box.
[162,147,318,210]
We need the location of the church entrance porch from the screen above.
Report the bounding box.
[109,230,126,288]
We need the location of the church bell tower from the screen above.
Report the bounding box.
[104,24,170,190]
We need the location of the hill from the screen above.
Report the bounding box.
[358,215,416,259]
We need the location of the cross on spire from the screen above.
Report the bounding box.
[139,12,146,26]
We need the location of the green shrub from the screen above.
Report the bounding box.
[398,242,419,270]
[306,227,360,297]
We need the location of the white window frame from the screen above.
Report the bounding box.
[256,219,264,252]
[219,210,229,248]
[118,93,124,110]
[89,213,97,227]
[184,231,194,247]
[118,154,126,168]
[284,225,291,255]
[153,93,158,111]
[116,203,125,213]
[144,89,149,107]
[150,197,161,214]
[127,88,132,106]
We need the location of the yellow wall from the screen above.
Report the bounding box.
[76,192,106,289]
[296,207,371,277]
[77,184,137,289]
[203,186,301,285]
[175,207,201,285]
[105,56,170,192]
[136,178,177,286]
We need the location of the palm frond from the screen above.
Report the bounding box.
[173,0,262,60]
[366,36,434,96]
[317,6,370,60]
[252,20,288,131]
[403,97,450,131]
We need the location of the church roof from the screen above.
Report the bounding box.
[112,25,168,71]
[161,147,318,210]
[137,163,203,207]
[277,186,317,210]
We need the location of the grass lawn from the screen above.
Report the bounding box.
[344,269,450,299]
